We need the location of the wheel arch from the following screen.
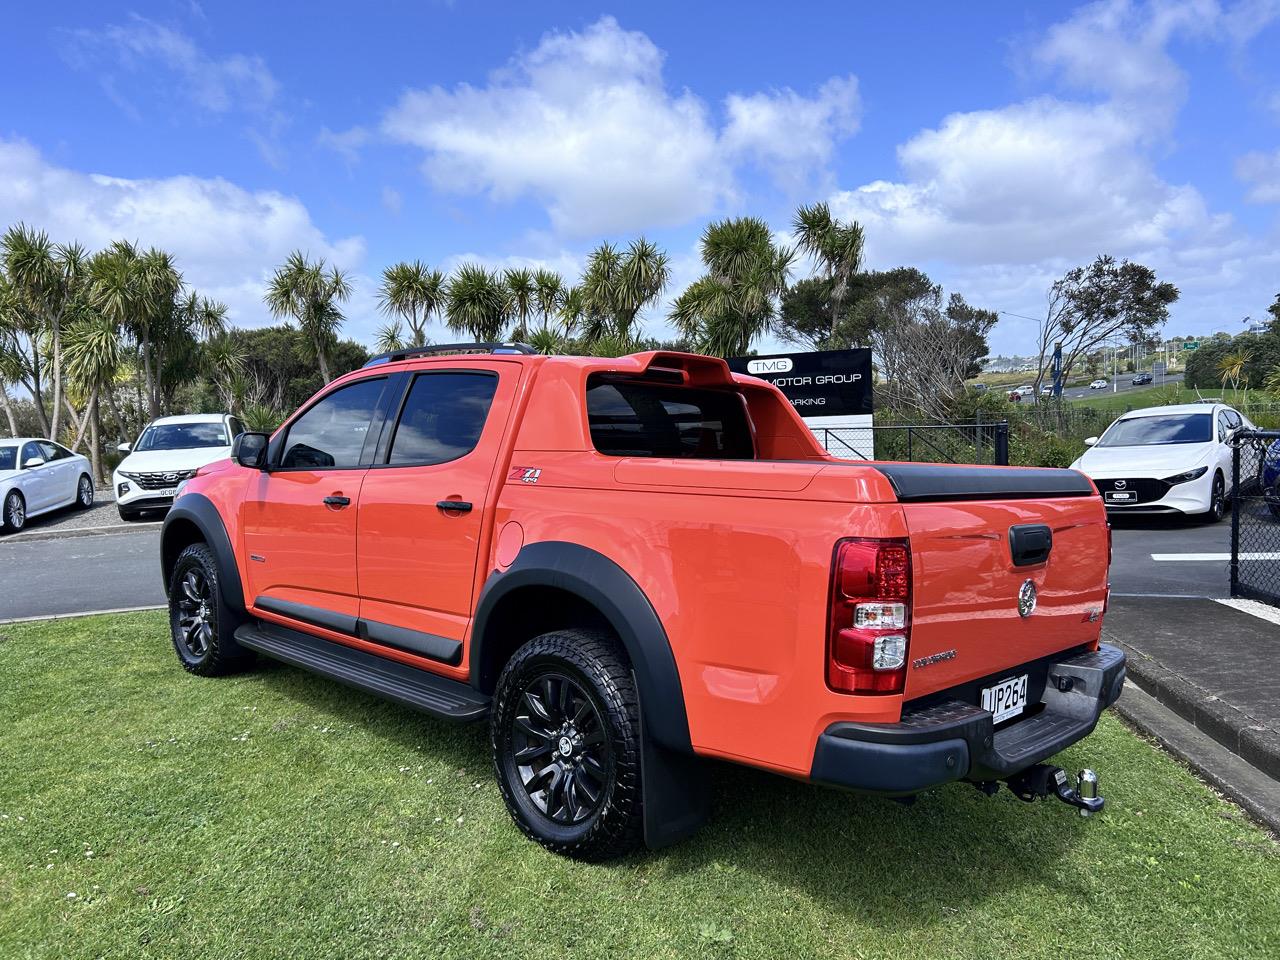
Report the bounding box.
[160,493,245,616]
[470,541,693,754]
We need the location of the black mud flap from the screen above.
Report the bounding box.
[637,686,709,848]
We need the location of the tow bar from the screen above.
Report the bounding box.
[1000,764,1105,816]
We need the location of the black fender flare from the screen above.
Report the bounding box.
[160,493,245,616]
[470,541,693,755]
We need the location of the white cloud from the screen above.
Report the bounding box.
[67,15,278,115]
[0,138,364,331]
[317,126,370,167]
[381,16,859,236]
[1237,148,1280,202]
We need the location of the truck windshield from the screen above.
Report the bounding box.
[136,422,229,451]
[586,377,754,459]
[0,446,16,471]
[1098,413,1211,447]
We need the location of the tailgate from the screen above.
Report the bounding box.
[897,491,1108,701]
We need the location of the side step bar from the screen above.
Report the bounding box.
[234,620,491,721]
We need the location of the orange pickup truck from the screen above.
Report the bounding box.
[160,344,1124,859]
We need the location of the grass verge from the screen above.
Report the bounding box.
[2,612,1277,959]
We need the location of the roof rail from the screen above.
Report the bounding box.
[362,342,538,368]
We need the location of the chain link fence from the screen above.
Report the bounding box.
[1230,429,1280,604]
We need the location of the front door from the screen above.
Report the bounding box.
[243,375,392,632]
[356,362,519,663]
[20,441,57,511]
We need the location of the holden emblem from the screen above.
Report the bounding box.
[1018,579,1037,618]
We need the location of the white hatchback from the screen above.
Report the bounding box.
[114,414,244,520]
[1069,403,1250,521]
[0,438,95,533]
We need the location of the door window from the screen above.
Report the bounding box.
[386,372,498,465]
[37,441,71,461]
[280,377,387,469]
[1217,410,1232,441]
[21,441,43,467]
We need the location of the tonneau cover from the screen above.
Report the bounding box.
[873,463,1095,502]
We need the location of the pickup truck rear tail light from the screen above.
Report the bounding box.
[827,538,912,695]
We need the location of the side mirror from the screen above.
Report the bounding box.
[116,442,131,453]
[233,432,270,470]
[23,457,46,469]
[1084,436,1098,447]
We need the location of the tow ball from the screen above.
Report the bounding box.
[1000,764,1105,816]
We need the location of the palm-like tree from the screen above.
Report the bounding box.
[377,261,445,348]
[670,218,794,358]
[445,264,509,342]
[558,285,585,336]
[504,267,536,341]
[1218,349,1253,395]
[534,269,565,333]
[265,251,352,383]
[792,202,864,342]
[579,239,669,347]
[374,321,407,354]
[62,304,123,479]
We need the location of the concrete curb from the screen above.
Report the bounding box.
[0,604,166,626]
[1115,681,1280,837]
[2,521,161,544]
[1109,637,1280,782]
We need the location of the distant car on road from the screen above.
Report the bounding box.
[1040,384,1053,396]
[1070,402,1251,521]
[114,413,244,521]
[1131,373,1153,386]
[1090,379,1109,390]
[0,438,95,534]
[1008,384,1035,401]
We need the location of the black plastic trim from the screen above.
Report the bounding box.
[1008,523,1053,567]
[470,541,693,754]
[161,493,244,613]
[359,618,462,665]
[234,620,489,721]
[255,595,358,636]
[811,644,1126,792]
[873,463,1095,502]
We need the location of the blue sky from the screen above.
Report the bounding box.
[1,0,1278,355]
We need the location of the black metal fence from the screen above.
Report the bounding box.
[1230,429,1280,604]
[813,421,1010,465]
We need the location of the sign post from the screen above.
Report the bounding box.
[727,348,874,458]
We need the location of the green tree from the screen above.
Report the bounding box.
[791,202,864,340]
[670,218,794,358]
[579,238,670,348]
[503,267,536,341]
[377,261,444,348]
[445,264,509,341]
[533,269,565,334]
[265,251,352,384]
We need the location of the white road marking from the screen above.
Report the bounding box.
[1147,552,1280,561]
[1214,598,1280,627]
[0,605,165,626]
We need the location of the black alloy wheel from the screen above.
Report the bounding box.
[174,564,215,660]
[167,542,253,676]
[510,671,611,825]
[1207,472,1226,523]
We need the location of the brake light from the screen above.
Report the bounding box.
[827,538,912,694]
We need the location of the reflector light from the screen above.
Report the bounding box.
[854,602,906,629]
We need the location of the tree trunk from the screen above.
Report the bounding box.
[0,388,17,435]
[317,346,332,384]
[68,394,92,452]
[142,332,159,420]
[103,386,130,443]
[89,392,103,484]
[28,332,51,436]
[49,315,63,440]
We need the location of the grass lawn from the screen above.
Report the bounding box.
[2,612,1278,959]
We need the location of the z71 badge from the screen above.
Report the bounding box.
[509,466,542,484]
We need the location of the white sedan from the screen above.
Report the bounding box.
[1069,403,1249,521]
[0,438,95,533]
[1090,379,1109,389]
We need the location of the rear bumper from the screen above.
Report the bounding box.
[810,644,1126,794]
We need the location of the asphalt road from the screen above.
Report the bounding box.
[0,507,1233,622]
[1010,372,1185,403]
[0,528,165,621]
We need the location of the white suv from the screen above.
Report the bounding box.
[114,413,244,520]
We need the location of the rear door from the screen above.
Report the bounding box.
[355,362,517,663]
[243,375,393,631]
[38,442,79,504]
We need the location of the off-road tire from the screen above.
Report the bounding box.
[168,542,254,677]
[491,629,643,861]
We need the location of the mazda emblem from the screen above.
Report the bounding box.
[1114,479,1127,489]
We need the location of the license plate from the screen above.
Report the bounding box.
[981,674,1029,724]
[157,487,177,498]
[1105,490,1135,502]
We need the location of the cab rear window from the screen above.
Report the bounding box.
[586,376,754,459]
